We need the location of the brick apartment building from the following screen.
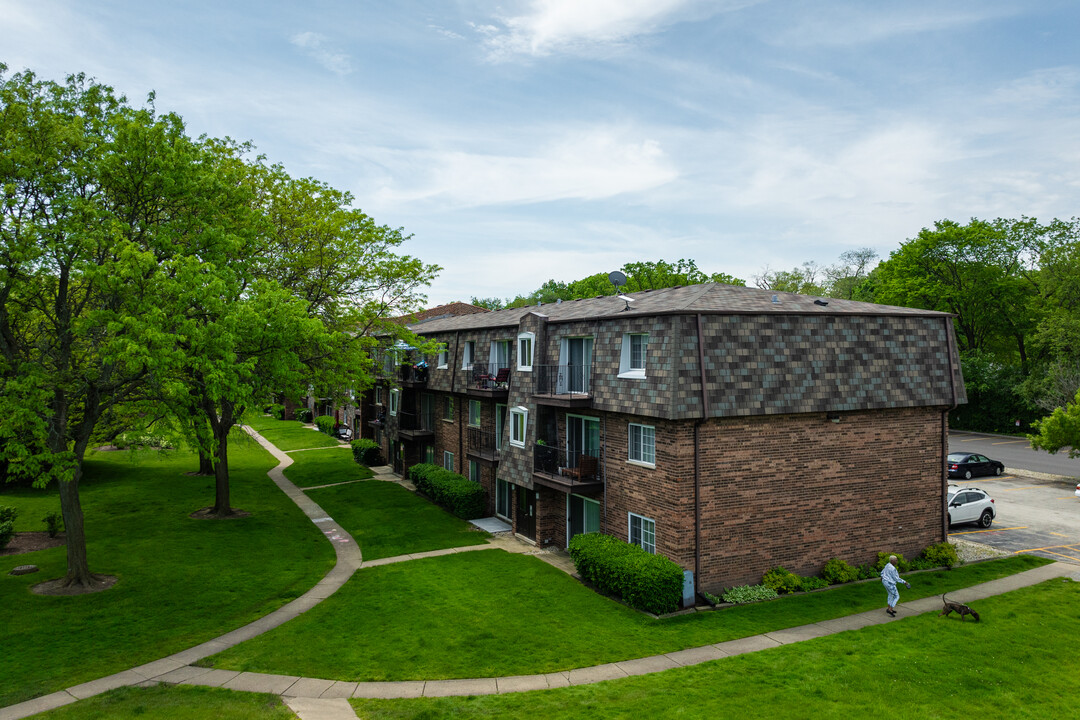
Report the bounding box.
[358,283,965,592]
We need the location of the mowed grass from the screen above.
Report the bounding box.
[37,685,295,720]
[0,433,336,708]
[304,479,489,560]
[203,550,1050,682]
[243,414,340,451]
[0,482,62,532]
[281,447,373,488]
[351,578,1080,720]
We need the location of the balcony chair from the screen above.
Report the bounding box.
[562,455,598,482]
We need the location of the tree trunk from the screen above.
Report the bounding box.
[57,464,94,586]
[210,402,235,516]
[197,449,214,476]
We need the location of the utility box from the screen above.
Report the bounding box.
[682,570,695,608]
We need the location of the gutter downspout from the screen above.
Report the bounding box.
[694,313,710,598]
[942,316,960,542]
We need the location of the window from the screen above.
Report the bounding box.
[462,340,476,369]
[495,479,512,519]
[490,340,510,371]
[517,333,534,371]
[469,460,481,483]
[444,396,454,421]
[629,513,656,554]
[443,451,454,471]
[495,404,507,450]
[389,388,400,417]
[619,333,648,379]
[509,406,528,447]
[375,386,383,405]
[569,494,601,541]
[437,347,448,369]
[424,445,435,464]
[628,423,655,466]
[468,400,481,427]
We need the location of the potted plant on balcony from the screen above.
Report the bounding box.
[412,359,429,382]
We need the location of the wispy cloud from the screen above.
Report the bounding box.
[290,31,352,75]
[478,0,723,60]
[370,127,678,209]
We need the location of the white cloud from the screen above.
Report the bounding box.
[480,0,720,59]
[290,31,352,75]
[370,128,678,209]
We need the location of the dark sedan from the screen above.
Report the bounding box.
[947,452,1005,480]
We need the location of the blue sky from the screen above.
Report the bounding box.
[3,1,1079,304]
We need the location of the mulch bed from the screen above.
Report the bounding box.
[1,532,66,556]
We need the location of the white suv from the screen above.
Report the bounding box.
[947,485,996,528]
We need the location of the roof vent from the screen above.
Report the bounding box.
[771,294,780,304]
[556,299,562,304]
[814,299,828,306]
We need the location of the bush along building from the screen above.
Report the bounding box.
[364,283,965,593]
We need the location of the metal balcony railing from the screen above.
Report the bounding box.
[467,427,500,460]
[367,404,386,426]
[532,444,602,484]
[468,362,511,390]
[398,408,435,433]
[534,364,591,397]
[399,364,429,384]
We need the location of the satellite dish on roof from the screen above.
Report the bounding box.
[608,271,627,291]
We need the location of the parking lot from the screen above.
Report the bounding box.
[948,473,1080,564]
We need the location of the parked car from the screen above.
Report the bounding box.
[1075,483,1079,499]
[334,424,352,441]
[947,485,996,528]
[946,452,1005,480]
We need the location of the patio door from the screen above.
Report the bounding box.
[557,337,593,394]
[567,494,600,545]
[516,488,537,540]
[566,415,600,469]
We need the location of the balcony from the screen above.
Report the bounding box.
[399,363,429,388]
[532,444,604,494]
[466,427,500,464]
[397,409,435,440]
[532,365,592,407]
[466,362,511,399]
[366,404,386,429]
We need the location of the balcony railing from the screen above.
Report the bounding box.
[532,443,603,492]
[367,404,386,427]
[468,362,511,390]
[398,408,435,434]
[466,427,500,461]
[399,364,429,385]
[534,364,591,397]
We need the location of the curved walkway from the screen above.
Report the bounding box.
[4,432,1078,720]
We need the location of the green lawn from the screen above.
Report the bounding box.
[1,481,63,532]
[304,479,489,560]
[202,550,1050,682]
[351,577,1080,719]
[281,447,373,488]
[38,686,294,720]
[0,434,336,708]
[242,414,340,452]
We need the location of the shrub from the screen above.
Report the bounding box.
[567,532,683,615]
[907,557,937,571]
[0,506,17,524]
[314,415,336,435]
[0,507,16,550]
[875,552,911,572]
[920,541,960,568]
[295,408,313,423]
[721,584,779,604]
[762,566,802,594]
[822,557,860,585]
[408,463,486,519]
[42,511,63,538]
[856,563,878,580]
[267,403,285,420]
[799,575,829,591]
[350,438,384,466]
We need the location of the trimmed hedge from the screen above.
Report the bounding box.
[294,408,313,423]
[567,532,683,615]
[314,415,336,435]
[408,463,486,520]
[350,438,384,466]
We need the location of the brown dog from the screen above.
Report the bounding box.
[939,594,980,622]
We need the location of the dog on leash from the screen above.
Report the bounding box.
[939,594,980,622]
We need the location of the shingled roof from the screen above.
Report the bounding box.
[408,283,951,333]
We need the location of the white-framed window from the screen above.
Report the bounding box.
[437,346,449,369]
[468,399,482,427]
[444,396,454,421]
[517,332,534,371]
[629,513,656,554]
[443,451,454,471]
[469,460,481,483]
[375,386,384,405]
[619,333,648,379]
[495,478,512,519]
[628,423,655,466]
[389,388,400,416]
[462,340,476,369]
[509,406,528,448]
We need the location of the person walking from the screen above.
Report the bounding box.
[880,555,910,617]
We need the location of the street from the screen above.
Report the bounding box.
[948,431,1079,564]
